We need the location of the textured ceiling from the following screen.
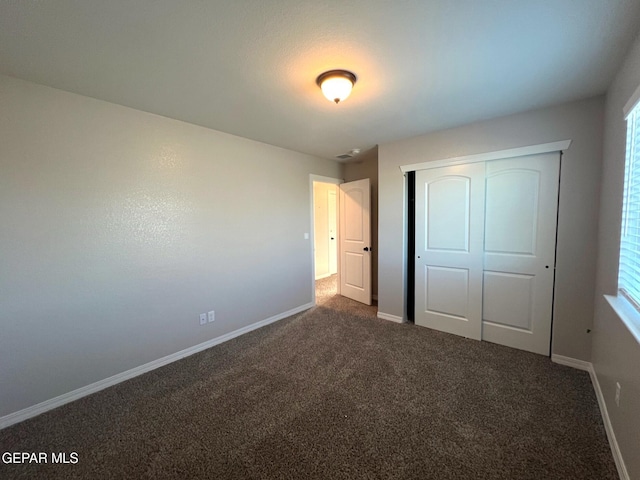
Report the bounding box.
[1,0,640,160]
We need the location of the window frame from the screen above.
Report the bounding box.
[618,103,640,308]
[607,82,640,345]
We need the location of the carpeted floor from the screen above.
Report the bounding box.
[0,277,617,479]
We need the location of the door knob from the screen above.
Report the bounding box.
[363,247,370,251]
[331,237,335,240]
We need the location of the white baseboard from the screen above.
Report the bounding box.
[0,302,314,430]
[551,354,629,480]
[377,312,404,323]
[315,273,332,280]
[550,354,591,371]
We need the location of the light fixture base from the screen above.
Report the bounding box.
[316,70,357,87]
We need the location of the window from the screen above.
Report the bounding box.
[619,91,640,311]
[607,86,640,345]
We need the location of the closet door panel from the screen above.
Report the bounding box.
[482,153,560,355]
[415,163,485,340]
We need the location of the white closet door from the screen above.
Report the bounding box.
[415,163,486,340]
[482,153,560,355]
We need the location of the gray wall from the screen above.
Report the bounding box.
[378,97,604,360]
[593,30,640,480]
[0,75,341,417]
[344,146,378,297]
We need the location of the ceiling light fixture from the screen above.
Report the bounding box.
[316,70,357,104]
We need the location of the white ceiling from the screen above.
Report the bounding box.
[1,1,640,160]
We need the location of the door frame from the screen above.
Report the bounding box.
[310,174,343,305]
[400,140,571,174]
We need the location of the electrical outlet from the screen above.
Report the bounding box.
[199,313,207,326]
[208,310,215,323]
[615,382,621,407]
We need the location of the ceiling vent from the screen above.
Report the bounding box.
[335,148,361,161]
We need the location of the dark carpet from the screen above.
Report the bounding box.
[0,276,617,479]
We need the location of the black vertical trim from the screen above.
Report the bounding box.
[407,171,416,322]
[549,152,563,357]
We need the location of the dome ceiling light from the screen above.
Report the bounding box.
[316,70,357,104]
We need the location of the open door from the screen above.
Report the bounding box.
[313,182,338,280]
[328,189,338,275]
[339,179,372,305]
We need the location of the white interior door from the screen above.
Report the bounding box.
[415,163,485,340]
[482,153,560,355]
[328,189,338,275]
[339,179,371,305]
[313,182,330,279]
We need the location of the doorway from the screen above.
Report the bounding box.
[310,175,373,306]
[310,176,342,304]
[313,180,339,302]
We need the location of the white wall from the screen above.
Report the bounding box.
[378,97,604,361]
[593,30,640,480]
[0,75,341,418]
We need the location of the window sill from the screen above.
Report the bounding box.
[604,294,640,345]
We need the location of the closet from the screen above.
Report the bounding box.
[414,151,560,355]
